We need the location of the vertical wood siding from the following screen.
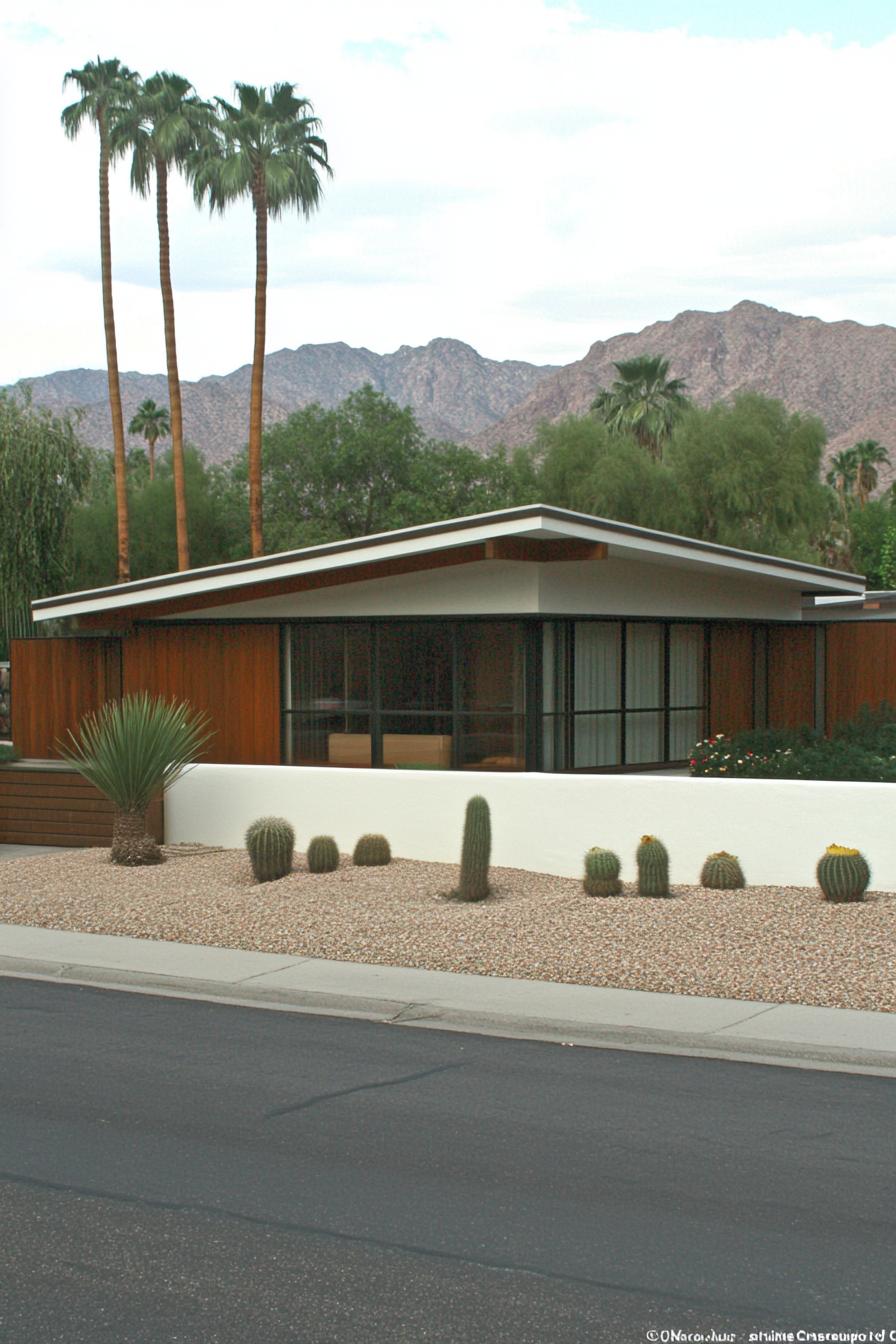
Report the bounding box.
[767,626,816,730]
[121,624,281,764]
[825,622,896,733]
[10,638,122,758]
[708,624,754,736]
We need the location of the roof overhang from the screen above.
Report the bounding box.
[32,504,866,624]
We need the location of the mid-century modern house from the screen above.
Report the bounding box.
[11,504,896,775]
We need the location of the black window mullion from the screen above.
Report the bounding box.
[620,623,627,765]
[371,623,382,768]
[662,623,671,762]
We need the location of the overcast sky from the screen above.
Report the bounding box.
[2,0,895,384]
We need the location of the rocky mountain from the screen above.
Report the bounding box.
[10,339,557,464]
[475,301,896,482]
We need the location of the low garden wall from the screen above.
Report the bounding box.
[166,765,896,892]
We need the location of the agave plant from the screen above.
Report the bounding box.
[58,693,213,865]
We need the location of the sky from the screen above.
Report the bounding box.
[1,0,895,384]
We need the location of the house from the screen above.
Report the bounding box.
[13,503,889,773]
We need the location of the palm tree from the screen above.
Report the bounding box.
[62,57,140,584]
[852,440,890,508]
[112,72,212,569]
[591,354,690,461]
[825,447,859,516]
[128,398,171,480]
[191,83,331,557]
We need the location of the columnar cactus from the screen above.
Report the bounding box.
[353,833,391,866]
[816,844,870,903]
[307,835,340,873]
[246,816,295,883]
[583,847,622,897]
[636,834,670,898]
[458,795,492,902]
[700,851,745,890]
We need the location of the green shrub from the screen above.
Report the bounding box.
[458,795,491,901]
[246,817,295,883]
[636,835,670,898]
[689,707,896,783]
[353,833,391,866]
[307,835,339,873]
[0,743,19,763]
[583,847,622,897]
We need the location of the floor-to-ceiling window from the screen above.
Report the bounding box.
[283,621,526,770]
[542,620,707,770]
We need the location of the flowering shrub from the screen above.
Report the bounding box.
[689,720,896,783]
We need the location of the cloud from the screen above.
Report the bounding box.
[2,1,896,384]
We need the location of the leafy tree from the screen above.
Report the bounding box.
[71,446,247,590]
[249,385,529,551]
[62,57,140,583]
[666,394,831,561]
[191,83,331,558]
[852,439,890,508]
[591,354,690,461]
[533,415,685,531]
[0,393,94,654]
[844,498,896,586]
[113,72,213,565]
[128,398,171,480]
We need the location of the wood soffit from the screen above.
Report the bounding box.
[75,537,608,629]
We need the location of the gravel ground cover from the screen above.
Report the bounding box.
[0,846,894,1012]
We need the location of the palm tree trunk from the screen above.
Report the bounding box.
[156,157,190,569]
[111,808,162,865]
[147,433,156,480]
[98,111,130,584]
[248,179,267,558]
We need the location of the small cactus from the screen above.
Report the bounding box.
[700,851,745,890]
[353,833,391,866]
[458,795,491,901]
[636,834,670,898]
[246,816,295,883]
[583,847,622,897]
[307,835,340,873]
[816,844,870,903]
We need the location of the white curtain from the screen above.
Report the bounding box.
[668,624,704,758]
[574,623,620,766]
[625,623,663,763]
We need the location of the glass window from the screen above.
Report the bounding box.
[575,714,621,768]
[669,625,703,707]
[458,715,525,771]
[292,624,370,712]
[625,623,664,709]
[574,622,621,711]
[379,624,452,712]
[459,623,523,712]
[288,712,371,767]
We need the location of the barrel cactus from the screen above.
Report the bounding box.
[700,851,745,890]
[458,795,492,902]
[307,835,340,873]
[353,833,391,866]
[636,835,670,898]
[583,847,622,897]
[246,816,295,883]
[816,844,870,903]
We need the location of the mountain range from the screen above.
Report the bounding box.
[9,301,896,479]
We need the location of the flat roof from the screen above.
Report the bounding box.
[32,504,866,622]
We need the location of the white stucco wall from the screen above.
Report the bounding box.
[163,555,804,622]
[166,765,896,891]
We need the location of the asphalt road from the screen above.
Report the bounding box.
[1,978,894,1344]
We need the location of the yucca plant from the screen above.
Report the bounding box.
[58,693,213,865]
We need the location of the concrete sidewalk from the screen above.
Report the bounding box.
[2,922,895,1076]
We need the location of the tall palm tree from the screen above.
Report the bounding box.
[111,72,212,569]
[591,354,690,461]
[128,398,171,480]
[191,83,331,557]
[852,440,890,508]
[62,57,140,583]
[825,447,859,516]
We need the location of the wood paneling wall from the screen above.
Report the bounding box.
[121,624,280,764]
[767,626,816,730]
[708,624,754,736]
[825,622,896,733]
[0,763,162,847]
[10,637,121,758]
